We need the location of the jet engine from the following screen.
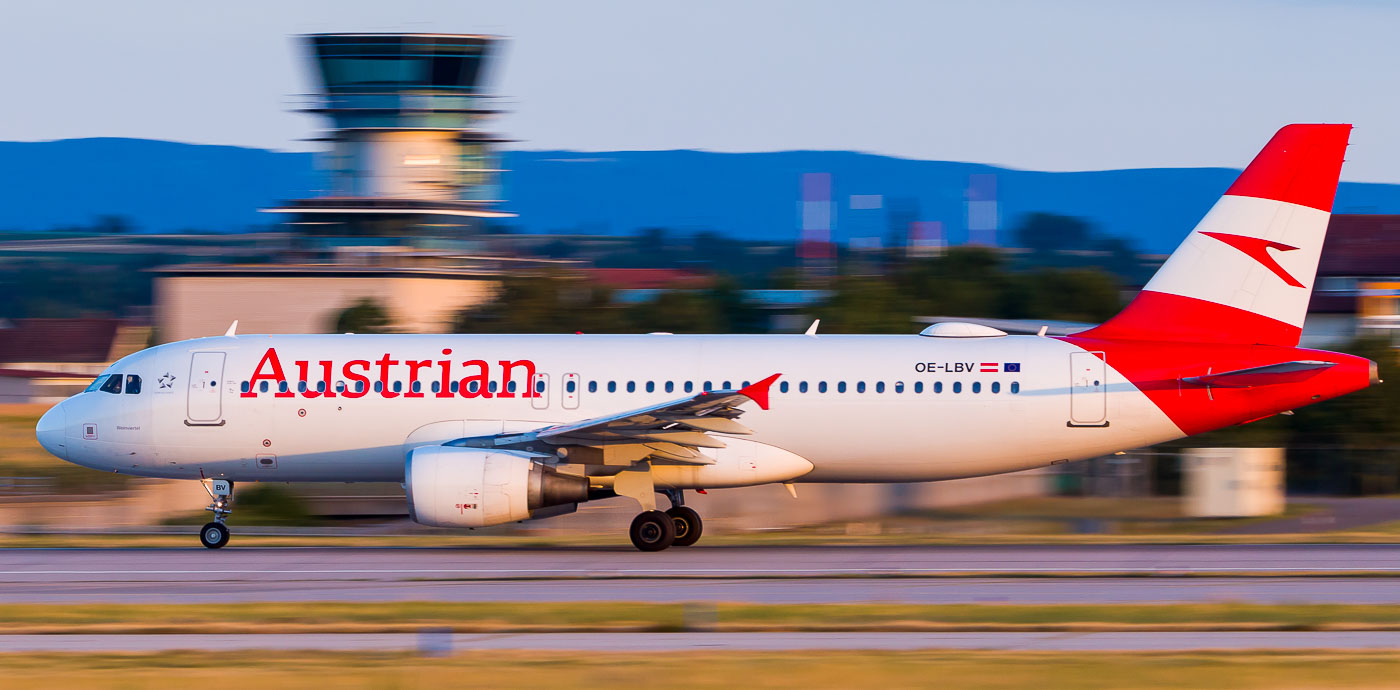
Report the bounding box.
[405,446,589,528]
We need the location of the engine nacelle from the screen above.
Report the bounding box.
[406,446,589,528]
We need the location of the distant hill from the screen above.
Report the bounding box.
[3,138,1400,253]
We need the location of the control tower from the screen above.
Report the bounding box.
[267,33,515,235]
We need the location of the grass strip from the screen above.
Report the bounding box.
[5,602,1400,634]
[1,650,1400,689]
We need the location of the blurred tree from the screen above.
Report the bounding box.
[1013,212,1093,254]
[815,276,911,333]
[452,274,628,333]
[625,290,726,333]
[331,298,392,334]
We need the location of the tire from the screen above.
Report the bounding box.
[629,510,675,551]
[666,506,703,547]
[199,521,230,549]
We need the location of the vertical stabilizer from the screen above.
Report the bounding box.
[1077,124,1351,346]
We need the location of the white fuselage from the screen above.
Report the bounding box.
[41,332,1184,485]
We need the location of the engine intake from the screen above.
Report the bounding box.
[406,446,589,528]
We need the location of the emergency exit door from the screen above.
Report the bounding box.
[186,351,226,425]
[1069,351,1108,426]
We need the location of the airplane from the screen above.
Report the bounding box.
[34,124,1378,551]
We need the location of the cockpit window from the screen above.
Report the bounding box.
[98,374,123,394]
[124,375,142,394]
[84,375,109,393]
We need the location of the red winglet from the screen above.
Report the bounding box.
[738,373,782,410]
[1224,123,1351,212]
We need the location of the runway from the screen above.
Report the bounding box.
[0,544,1397,604]
[2,631,1399,653]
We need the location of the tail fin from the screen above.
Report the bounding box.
[1076,124,1351,346]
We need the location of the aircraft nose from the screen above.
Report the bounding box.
[35,403,66,461]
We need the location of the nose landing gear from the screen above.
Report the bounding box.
[199,479,233,549]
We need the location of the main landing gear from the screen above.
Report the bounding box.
[627,488,704,552]
[199,479,233,549]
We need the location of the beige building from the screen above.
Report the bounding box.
[154,264,502,342]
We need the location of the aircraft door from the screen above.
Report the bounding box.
[1068,351,1108,426]
[186,351,227,425]
[562,373,580,410]
[530,372,549,410]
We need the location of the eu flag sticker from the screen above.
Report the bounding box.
[1003,363,1021,372]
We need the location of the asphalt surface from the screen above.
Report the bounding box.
[3,631,1400,653]
[0,545,1397,603]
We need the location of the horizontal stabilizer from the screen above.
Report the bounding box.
[1183,360,1336,388]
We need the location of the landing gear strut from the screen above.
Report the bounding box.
[662,489,703,547]
[199,479,233,549]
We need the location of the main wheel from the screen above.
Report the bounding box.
[666,506,703,547]
[629,510,675,551]
[199,521,230,549]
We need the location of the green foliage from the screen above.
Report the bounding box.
[331,298,392,334]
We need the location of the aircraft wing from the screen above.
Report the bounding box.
[447,373,782,465]
[1183,360,1336,388]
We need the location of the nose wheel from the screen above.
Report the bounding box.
[199,521,230,549]
[199,479,233,549]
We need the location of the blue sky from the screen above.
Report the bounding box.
[2,1,1398,181]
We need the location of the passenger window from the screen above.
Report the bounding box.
[972,382,981,394]
[467,381,479,394]
[837,381,847,393]
[489,381,499,393]
[124,375,142,394]
[259,381,269,393]
[506,381,516,394]
[413,381,422,393]
[373,381,383,393]
[893,381,903,394]
[1011,381,1020,394]
[357,381,367,393]
[99,375,122,394]
[337,381,347,393]
[278,381,289,394]
[684,381,694,393]
[646,381,655,393]
[431,381,440,393]
[567,379,577,393]
[723,380,732,390]
[780,381,790,393]
[449,381,459,393]
[627,381,636,393]
[664,381,674,393]
[535,380,545,393]
[856,381,865,393]
[608,381,617,393]
[913,382,923,393]
[991,381,1001,394]
[953,382,963,393]
[317,381,327,393]
[703,381,713,391]
[588,381,597,393]
[818,381,828,393]
[742,381,751,388]
[297,381,307,393]
[240,380,250,394]
[934,382,943,394]
[799,381,809,393]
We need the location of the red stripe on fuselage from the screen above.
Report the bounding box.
[1054,336,1372,436]
[1072,291,1303,347]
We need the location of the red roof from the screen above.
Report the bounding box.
[0,319,121,364]
[585,268,712,290]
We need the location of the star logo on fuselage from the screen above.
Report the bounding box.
[158,372,176,389]
[1199,231,1305,288]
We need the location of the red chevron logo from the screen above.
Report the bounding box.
[1199,232,1305,288]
